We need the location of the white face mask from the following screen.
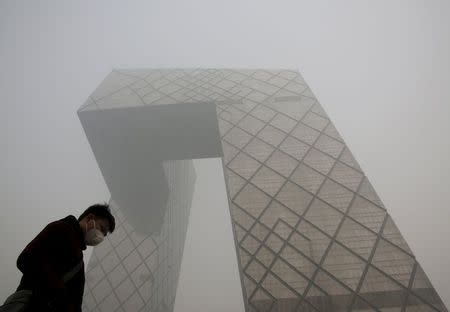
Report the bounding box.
[85,220,104,246]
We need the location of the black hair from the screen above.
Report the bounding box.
[78,203,116,233]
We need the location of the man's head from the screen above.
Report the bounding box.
[78,203,116,246]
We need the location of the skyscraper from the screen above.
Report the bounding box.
[78,69,447,311]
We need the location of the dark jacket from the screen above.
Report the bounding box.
[16,215,86,311]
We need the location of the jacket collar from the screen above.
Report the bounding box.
[64,215,87,251]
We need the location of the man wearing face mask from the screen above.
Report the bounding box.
[6,203,115,312]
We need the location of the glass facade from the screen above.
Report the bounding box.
[79,69,447,311]
[82,160,195,312]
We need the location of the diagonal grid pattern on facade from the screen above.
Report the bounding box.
[80,68,447,312]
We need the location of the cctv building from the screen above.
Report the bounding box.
[78,69,447,312]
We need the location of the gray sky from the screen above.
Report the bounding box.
[1,0,449,307]
[174,158,245,312]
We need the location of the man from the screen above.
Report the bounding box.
[13,203,115,311]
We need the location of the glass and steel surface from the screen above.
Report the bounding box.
[78,69,447,312]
